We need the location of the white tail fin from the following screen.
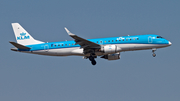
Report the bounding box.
[12,23,44,45]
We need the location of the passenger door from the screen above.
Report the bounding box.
[44,44,49,52]
[148,36,153,43]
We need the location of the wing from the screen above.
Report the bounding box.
[64,28,101,49]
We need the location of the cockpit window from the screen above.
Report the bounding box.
[157,36,163,38]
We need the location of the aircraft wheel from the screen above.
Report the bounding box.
[91,60,96,65]
[152,53,156,57]
[89,56,94,61]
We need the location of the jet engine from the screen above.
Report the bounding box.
[101,53,120,60]
[101,45,122,54]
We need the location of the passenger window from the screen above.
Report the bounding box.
[119,40,121,41]
[108,40,110,42]
[133,38,135,40]
[116,40,117,42]
[137,38,139,40]
[123,39,124,41]
[69,44,70,46]
[126,39,128,41]
[105,41,106,43]
[130,39,132,40]
[58,44,60,46]
[51,44,53,47]
[65,44,67,46]
[54,44,56,47]
[112,40,113,42]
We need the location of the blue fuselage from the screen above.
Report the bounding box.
[16,34,171,56]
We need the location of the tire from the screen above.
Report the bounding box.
[91,60,96,65]
[152,53,156,57]
[89,56,94,61]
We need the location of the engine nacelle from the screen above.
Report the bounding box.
[101,53,120,60]
[101,45,121,54]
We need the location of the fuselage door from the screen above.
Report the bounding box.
[44,44,49,52]
[148,36,153,43]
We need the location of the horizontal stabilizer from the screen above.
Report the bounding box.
[9,41,31,49]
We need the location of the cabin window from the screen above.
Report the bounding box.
[126,39,128,41]
[112,40,113,42]
[130,39,132,40]
[65,44,67,46]
[116,40,117,42]
[62,44,63,46]
[72,43,73,45]
[108,40,110,42]
[157,36,163,38]
[58,44,60,46]
[119,39,121,41]
[100,41,102,43]
[133,38,135,40]
[105,41,106,43]
[54,44,56,47]
[123,39,124,41]
[69,44,70,46]
[51,44,53,47]
[137,38,139,40]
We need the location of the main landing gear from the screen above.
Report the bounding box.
[152,48,156,57]
[89,53,97,65]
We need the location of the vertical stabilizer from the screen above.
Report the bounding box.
[12,23,44,45]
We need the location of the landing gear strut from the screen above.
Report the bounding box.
[89,53,97,65]
[152,48,156,57]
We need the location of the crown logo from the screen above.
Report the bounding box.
[20,32,26,36]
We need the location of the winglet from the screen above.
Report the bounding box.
[64,27,75,36]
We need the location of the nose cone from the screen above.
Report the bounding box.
[169,41,172,45]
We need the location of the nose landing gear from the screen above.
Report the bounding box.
[152,53,156,57]
[152,48,156,57]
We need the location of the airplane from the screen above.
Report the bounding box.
[10,23,172,65]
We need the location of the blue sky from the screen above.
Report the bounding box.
[0,0,180,101]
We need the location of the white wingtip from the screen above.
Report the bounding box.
[64,27,70,33]
[64,27,75,36]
